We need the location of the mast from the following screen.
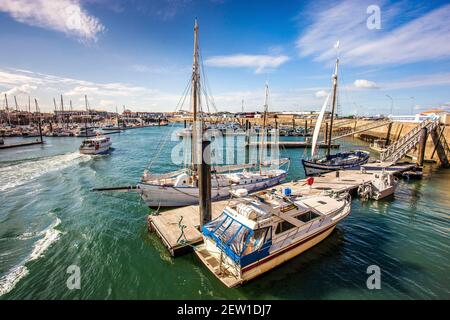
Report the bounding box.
[14,96,18,111]
[35,99,43,143]
[327,58,339,157]
[5,94,11,126]
[259,83,269,174]
[14,96,20,125]
[191,19,200,171]
[84,95,89,137]
[61,95,65,128]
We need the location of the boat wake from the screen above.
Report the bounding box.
[0,217,62,297]
[0,152,91,192]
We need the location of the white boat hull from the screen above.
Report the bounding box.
[138,173,287,207]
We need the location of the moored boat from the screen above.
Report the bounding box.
[137,20,289,207]
[194,190,351,287]
[302,50,370,176]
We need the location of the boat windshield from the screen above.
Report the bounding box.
[202,212,272,266]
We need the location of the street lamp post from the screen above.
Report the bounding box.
[385,94,393,116]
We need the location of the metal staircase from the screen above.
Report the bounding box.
[380,119,440,163]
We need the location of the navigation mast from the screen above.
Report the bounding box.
[191,19,200,172]
[326,58,339,157]
[259,83,269,174]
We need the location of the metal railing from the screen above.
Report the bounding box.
[380,119,440,163]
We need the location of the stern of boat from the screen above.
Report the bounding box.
[194,243,243,288]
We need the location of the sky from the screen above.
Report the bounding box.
[0,0,449,115]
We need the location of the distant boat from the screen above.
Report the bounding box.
[194,190,351,287]
[102,124,123,131]
[302,57,369,176]
[74,127,96,137]
[79,135,112,155]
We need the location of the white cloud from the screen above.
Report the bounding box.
[0,0,105,42]
[0,84,37,96]
[205,54,289,73]
[315,90,329,98]
[0,68,184,112]
[382,72,450,90]
[353,79,379,89]
[296,1,450,66]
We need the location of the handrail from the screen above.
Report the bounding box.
[380,119,440,163]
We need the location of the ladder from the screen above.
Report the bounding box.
[380,119,440,163]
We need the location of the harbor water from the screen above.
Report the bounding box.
[0,125,449,299]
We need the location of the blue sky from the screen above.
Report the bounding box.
[0,0,449,115]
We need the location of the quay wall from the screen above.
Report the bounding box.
[170,117,449,163]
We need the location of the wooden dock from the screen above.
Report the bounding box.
[246,141,340,149]
[148,162,416,256]
[0,140,44,150]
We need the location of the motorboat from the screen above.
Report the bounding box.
[194,190,351,287]
[79,135,112,155]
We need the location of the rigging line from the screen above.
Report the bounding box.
[199,48,218,114]
[146,78,193,170]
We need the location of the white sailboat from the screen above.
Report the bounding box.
[137,20,288,208]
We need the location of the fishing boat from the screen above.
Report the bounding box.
[194,189,351,287]
[79,135,112,155]
[302,54,369,176]
[137,20,288,208]
[358,171,398,200]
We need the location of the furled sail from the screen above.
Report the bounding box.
[311,93,331,158]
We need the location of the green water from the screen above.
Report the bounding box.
[0,125,449,299]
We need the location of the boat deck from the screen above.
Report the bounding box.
[148,162,416,256]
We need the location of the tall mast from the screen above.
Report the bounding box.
[14,96,20,125]
[84,95,89,137]
[28,96,31,124]
[259,83,269,174]
[35,99,43,143]
[61,95,65,128]
[5,94,11,126]
[327,58,339,157]
[191,19,200,171]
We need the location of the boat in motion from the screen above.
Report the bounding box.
[79,135,112,155]
[194,190,351,287]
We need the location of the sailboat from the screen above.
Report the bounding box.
[137,20,289,208]
[302,57,369,176]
